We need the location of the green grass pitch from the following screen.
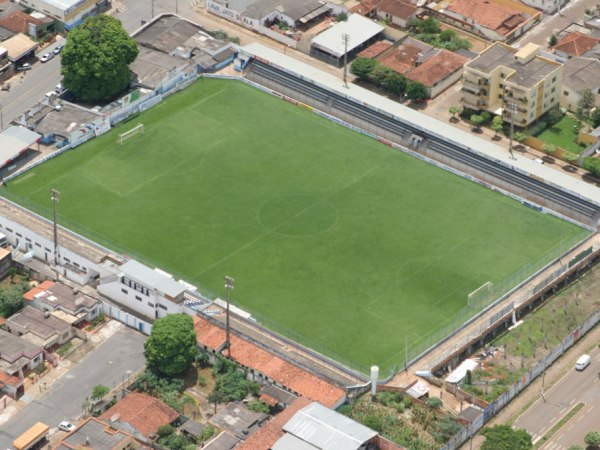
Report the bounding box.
[6,79,586,373]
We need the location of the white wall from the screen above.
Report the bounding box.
[429,67,464,98]
[102,301,153,335]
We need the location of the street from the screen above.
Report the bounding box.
[0,324,146,448]
[514,347,600,449]
[0,39,64,131]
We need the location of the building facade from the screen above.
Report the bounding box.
[461,43,563,127]
[17,0,108,30]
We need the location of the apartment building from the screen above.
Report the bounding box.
[461,42,563,127]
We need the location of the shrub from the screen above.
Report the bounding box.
[247,400,270,414]
[426,396,443,409]
[582,157,600,177]
[157,424,175,437]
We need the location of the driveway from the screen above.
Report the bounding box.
[514,347,600,449]
[0,323,146,448]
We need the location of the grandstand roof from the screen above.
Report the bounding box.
[311,14,384,58]
[240,42,600,208]
[0,126,40,169]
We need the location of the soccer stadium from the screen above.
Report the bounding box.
[3,68,591,375]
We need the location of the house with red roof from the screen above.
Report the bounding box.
[552,32,600,59]
[193,316,346,409]
[100,392,179,442]
[375,0,419,28]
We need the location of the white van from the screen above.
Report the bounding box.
[576,354,591,371]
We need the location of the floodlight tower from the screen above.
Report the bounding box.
[224,275,234,356]
[50,188,60,265]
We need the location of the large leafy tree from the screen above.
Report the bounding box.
[144,314,197,377]
[61,15,138,103]
[0,283,28,317]
[481,425,532,450]
[350,57,377,81]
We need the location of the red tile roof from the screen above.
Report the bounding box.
[553,32,600,57]
[24,280,54,301]
[193,316,345,408]
[100,393,179,439]
[350,0,382,15]
[0,11,49,34]
[405,49,467,87]
[0,370,22,387]
[358,41,392,58]
[378,44,422,74]
[447,0,525,34]
[378,0,418,20]
[237,397,312,450]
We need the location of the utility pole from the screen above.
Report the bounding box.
[506,99,517,161]
[224,275,234,357]
[151,0,154,19]
[0,104,3,130]
[50,189,60,265]
[342,33,349,88]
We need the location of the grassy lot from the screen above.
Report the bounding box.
[537,115,587,154]
[2,79,586,373]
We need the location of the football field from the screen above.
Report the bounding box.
[5,79,587,373]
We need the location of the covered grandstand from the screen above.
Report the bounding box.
[239,43,600,227]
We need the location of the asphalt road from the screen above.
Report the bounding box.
[0,324,146,449]
[514,347,600,449]
[0,39,65,132]
[516,0,597,46]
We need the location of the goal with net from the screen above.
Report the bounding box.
[467,281,494,308]
[118,123,144,145]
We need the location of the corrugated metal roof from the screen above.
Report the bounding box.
[283,402,377,450]
[311,14,383,58]
[272,433,319,450]
[240,42,600,207]
[120,260,185,298]
[0,126,40,168]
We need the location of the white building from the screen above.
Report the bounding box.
[97,259,187,332]
[18,0,108,30]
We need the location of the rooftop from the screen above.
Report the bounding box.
[204,431,240,450]
[8,305,71,340]
[25,280,98,313]
[357,40,391,58]
[466,42,560,88]
[377,0,418,20]
[119,259,186,299]
[134,15,208,54]
[194,316,346,408]
[243,0,326,21]
[58,417,149,450]
[0,11,51,34]
[280,402,378,450]
[0,126,41,169]
[553,31,600,57]
[0,329,43,361]
[562,57,600,92]
[0,370,21,387]
[237,397,312,450]
[349,0,382,15]
[209,402,268,439]
[0,32,37,60]
[34,102,101,138]
[130,47,194,89]
[446,0,526,34]
[405,49,468,87]
[100,392,179,439]
[311,14,384,58]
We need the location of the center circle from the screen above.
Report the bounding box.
[259,194,337,236]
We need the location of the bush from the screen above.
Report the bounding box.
[363,414,384,432]
[157,424,175,437]
[338,404,352,416]
[200,425,216,442]
[528,120,548,137]
[425,396,443,409]
[336,12,348,21]
[585,430,600,447]
[247,400,270,414]
[582,157,600,178]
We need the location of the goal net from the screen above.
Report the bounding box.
[118,123,144,145]
[467,281,494,308]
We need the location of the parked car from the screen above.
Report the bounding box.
[53,44,64,55]
[58,421,75,432]
[16,63,32,71]
[55,82,63,93]
[40,53,53,63]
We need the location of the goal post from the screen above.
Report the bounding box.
[118,123,144,145]
[467,281,494,308]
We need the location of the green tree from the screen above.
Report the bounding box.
[208,390,226,414]
[562,151,578,164]
[585,431,600,447]
[335,11,348,21]
[247,400,270,414]
[449,105,460,121]
[576,89,595,124]
[491,116,504,138]
[144,314,197,377]
[350,57,378,81]
[583,157,600,177]
[0,283,28,318]
[410,17,440,34]
[514,131,528,148]
[439,29,457,42]
[406,80,428,101]
[591,107,600,128]
[370,65,395,87]
[481,425,532,450]
[470,114,484,131]
[91,384,109,400]
[61,15,138,103]
[548,34,558,46]
[541,143,556,155]
[385,72,407,96]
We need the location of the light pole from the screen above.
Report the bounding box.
[506,99,517,161]
[224,275,234,357]
[0,104,3,130]
[50,189,60,265]
[342,33,349,88]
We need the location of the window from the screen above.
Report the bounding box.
[5,228,12,232]
[552,76,556,82]
[148,302,155,308]
[135,295,142,301]
[16,233,22,238]
[563,90,568,96]
[25,237,31,242]
[35,243,41,247]
[121,288,128,294]
[158,304,168,310]
[551,87,555,93]
[64,257,71,263]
